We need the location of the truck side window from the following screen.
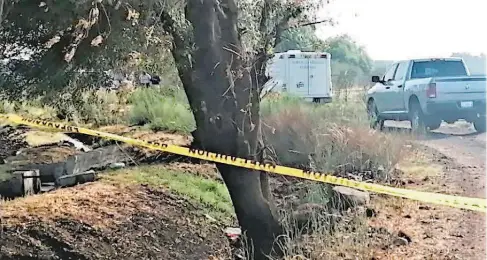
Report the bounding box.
[393,62,409,81]
[383,64,398,81]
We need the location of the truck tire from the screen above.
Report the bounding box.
[473,116,486,133]
[425,118,442,131]
[367,100,384,130]
[409,101,426,133]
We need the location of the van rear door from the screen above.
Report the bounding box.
[287,54,309,95]
[308,53,331,97]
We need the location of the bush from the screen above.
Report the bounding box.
[128,87,195,133]
[74,89,127,126]
[0,98,57,120]
[261,94,404,181]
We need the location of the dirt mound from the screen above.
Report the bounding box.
[0,181,230,260]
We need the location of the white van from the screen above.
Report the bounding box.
[262,50,333,103]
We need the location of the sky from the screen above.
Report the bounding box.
[315,0,487,61]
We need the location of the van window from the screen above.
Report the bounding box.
[411,60,468,79]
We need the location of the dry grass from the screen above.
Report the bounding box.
[22,131,71,147]
[164,162,220,180]
[13,145,79,164]
[1,182,153,228]
[396,148,463,195]
[277,209,376,260]
[256,94,411,259]
[271,147,475,260]
[261,95,406,180]
[106,127,192,159]
[128,129,192,146]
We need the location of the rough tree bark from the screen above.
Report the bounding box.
[163,0,283,259]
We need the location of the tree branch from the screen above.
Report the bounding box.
[259,0,272,44]
[274,7,303,48]
[0,0,4,25]
[295,19,331,28]
[160,10,193,90]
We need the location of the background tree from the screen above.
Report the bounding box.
[451,52,487,76]
[274,26,323,52]
[323,34,372,74]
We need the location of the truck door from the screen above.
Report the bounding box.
[385,61,409,112]
[287,55,309,96]
[308,54,331,97]
[374,63,398,113]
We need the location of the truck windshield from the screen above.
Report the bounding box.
[411,60,468,79]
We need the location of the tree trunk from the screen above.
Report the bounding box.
[179,0,283,258]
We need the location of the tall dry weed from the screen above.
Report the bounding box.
[261,95,405,181]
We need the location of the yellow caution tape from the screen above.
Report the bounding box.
[1,113,486,213]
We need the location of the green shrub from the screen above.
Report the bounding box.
[75,90,126,126]
[128,87,195,133]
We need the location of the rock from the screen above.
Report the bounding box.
[224,227,241,242]
[109,162,126,169]
[392,237,409,246]
[329,186,370,211]
[64,137,92,152]
[377,165,385,174]
[292,203,340,233]
[392,231,412,247]
[205,214,217,222]
[398,230,412,243]
[2,145,127,191]
[366,207,377,218]
[57,170,97,187]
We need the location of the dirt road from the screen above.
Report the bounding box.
[387,121,486,259]
[423,123,486,259]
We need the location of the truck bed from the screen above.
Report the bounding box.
[433,76,486,102]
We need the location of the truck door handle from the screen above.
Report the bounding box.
[385,86,390,89]
[398,85,403,88]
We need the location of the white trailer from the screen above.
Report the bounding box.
[262,50,333,103]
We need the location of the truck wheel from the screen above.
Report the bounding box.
[409,102,426,133]
[425,118,442,131]
[367,100,384,130]
[473,116,486,133]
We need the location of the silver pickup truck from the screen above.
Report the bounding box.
[366,58,486,132]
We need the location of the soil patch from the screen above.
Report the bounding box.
[0,181,230,260]
[368,145,486,259]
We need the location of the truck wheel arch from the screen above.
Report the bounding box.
[367,97,375,107]
[408,95,420,112]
